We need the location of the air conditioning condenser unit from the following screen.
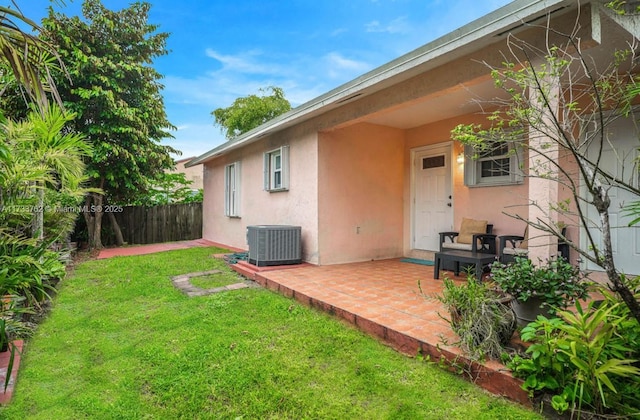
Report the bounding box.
[247,225,302,266]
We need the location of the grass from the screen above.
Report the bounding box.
[0,247,541,419]
[187,271,243,289]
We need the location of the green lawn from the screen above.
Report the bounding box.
[1,247,541,419]
[187,271,243,289]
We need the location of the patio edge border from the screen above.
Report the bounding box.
[246,269,531,407]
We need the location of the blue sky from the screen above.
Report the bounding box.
[16,0,511,160]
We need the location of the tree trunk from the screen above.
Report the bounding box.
[83,181,105,250]
[107,208,125,246]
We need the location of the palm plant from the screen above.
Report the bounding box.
[0,230,64,310]
[0,3,64,109]
[0,105,92,242]
[24,104,92,240]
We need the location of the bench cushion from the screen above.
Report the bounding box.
[442,242,473,251]
[457,218,488,244]
[503,247,529,256]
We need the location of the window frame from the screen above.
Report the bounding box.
[263,146,289,192]
[463,141,523,187]
[224,161,241,217]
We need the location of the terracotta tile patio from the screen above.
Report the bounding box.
[231,258,531,406]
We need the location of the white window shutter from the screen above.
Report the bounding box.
[224,164,231,216]
[263,152,270,191]
[234,161,241,215]
[280,145,289,190]
[224,162,241,216]
[463,145,474,186]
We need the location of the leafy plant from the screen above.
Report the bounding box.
[0,231,64,310]
[450,10,640,324]
[0,295,34,391]
[489,257,591,315]
[557,301,640,415]
[508,316,571,395]
[509,293,640,417]
[435,274,516,361]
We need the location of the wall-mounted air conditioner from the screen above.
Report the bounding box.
[247,225,302,266]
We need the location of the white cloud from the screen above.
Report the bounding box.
[164,46,374,109]
[330,28,348,37]
[365,16,410,34]
[160,45,377,156]
[325,52,368,71]
[205,48,286,76]
[324,52,371,79]
[164,123,226,159]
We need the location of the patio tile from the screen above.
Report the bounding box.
[234,258,532,406]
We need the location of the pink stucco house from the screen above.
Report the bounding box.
[188,0,639,276]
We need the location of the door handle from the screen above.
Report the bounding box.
[447,203,452,207]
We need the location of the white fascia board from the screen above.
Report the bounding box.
[187,0,574,167]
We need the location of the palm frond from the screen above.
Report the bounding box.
[0,6,66,109]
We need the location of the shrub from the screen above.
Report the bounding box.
[0,231,64,310]
[508,284,640,417]
[490,257,591,314]
[435,275,516,361]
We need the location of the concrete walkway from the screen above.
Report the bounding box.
[96,238,225,259]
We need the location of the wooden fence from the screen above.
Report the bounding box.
[112,202,202,245]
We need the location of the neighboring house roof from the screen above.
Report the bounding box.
[175,156,197,165]
[186,0,573,168]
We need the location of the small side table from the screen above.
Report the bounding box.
[434,250,497,281]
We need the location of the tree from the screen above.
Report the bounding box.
[42,0,177,249]
[124,172,202,206]
[451,18,640,322]
[212,86,291,140]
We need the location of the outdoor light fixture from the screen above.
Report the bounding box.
[457,153,464,164]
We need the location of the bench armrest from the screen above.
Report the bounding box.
[472,233,496,254]
[439,231,459,251]
[499,235,525,251]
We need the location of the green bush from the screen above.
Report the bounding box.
[490,257,591,314]
[435,276,516,361]
[508,282,640,417]
[0,231,64,310]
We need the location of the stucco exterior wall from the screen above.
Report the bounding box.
[317,123,404,264]
[202,125,319,261]
[404,114,530,250]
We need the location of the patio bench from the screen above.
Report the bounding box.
[439,218,496,272]
[498,224,569,264]
[434,249,497,281]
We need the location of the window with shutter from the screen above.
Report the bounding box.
[224,162,241,216]
[264,146,289,192]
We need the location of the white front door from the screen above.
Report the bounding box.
[583,117,640,275]
[412,144,453,250]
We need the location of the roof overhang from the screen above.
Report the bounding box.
[186,0,576,167]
